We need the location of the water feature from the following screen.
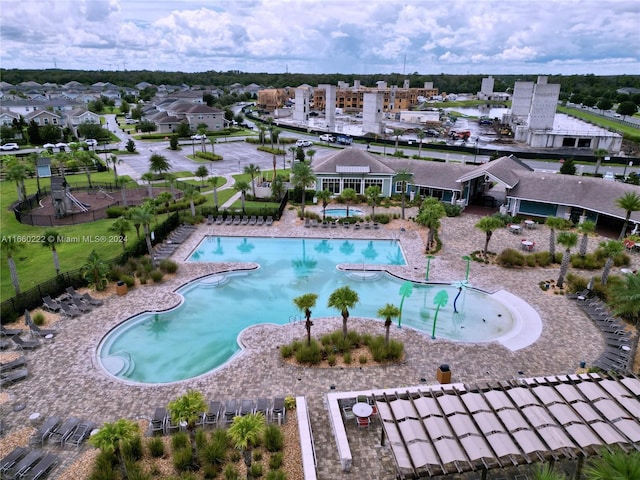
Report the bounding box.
[323,208,364,217]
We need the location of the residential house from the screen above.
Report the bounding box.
[66,108,101,130]
[25,109,63,126]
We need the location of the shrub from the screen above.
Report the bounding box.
[343,351,352,364]
[202,464,220,479]
[108,265,127,281]
[123,462,151,480]
[150,269,164,283]
[224,464,240,480]
[264,425,284,452]
[525,255,537,267]
[442,203,462,217]
[147,437,165,457]
[269,452,284,469]
[533,251,553,267]
[359,355,368,364]
[171,432,189,451]
[88,450,117,480]
[250,462,264,477]
[368,336,404,362]
[570,253,603,270]
[121,435,143,462]
[121,274,136,288]
[31,311,46,326]
[159,259,178,274]
[327,354,337,366]
[496,248,526,268]
[294,338,322,365]
[200,438,226,465]
[284,396,296,410]
[229,450,242,462]
[253,450,263,461]
[106,206,127,218]
[279,345,293,358]
[211,428,229,446]
[173,447,195,472]
[265,470,287,480]
[194,428,208,450]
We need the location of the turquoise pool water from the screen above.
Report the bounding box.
[324,208,363,217]
[98,237,514,384]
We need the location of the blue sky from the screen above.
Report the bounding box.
[1,0,639,75]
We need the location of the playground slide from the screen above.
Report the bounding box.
[66,192,90,212]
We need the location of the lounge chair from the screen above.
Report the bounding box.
[304,218,310,228]
[0,446,27,475]
[215,215,223,225]
[82,292,104,306]
[65,421,97,448]
[65,286,85,302]
[248,215,257,225]
[3,449,43,479]
[49,417,81,446]
[256,216,265,226]
[223,400,239,424]
[0,324,23,336]
[67,298,92,313]
[240,399,255,416]
[206,214,214,225]
[164,414,180,435]
[29,417,61,446]
[224,216,233,225]
[1,368,29,387]
[271,397,285,423]
[233,216,241,225]
[204,401,222,428]
[0,356,26,374]
[265,216,273,226]
[0,338,12,350]
[41,296,62,313]
[12,336,39,350]
[150,408,167,436]
[255,398,270,418]
[19,452,58,480]
[241,216,249,225]
[24,310,56,337]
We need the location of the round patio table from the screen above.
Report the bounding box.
[352,402,373,418]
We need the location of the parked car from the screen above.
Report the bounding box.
[0,142,19,151]
[319,134,335,142]
[296,139,313,147]
[85,139,98,146]
[191,134,206,140]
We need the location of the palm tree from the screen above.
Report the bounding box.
[378,303,400,346]
[592,148,608,176]
[233,180,251,213]
[81,250,110,291]
[41,229,62,275]
[167,390,207,453]
[546,216,568,261]
[130,203,155,267]
[615,191,640,240]
[584,446,640,480]
[194,165,209,185]
[244,163,261,197]
[608,270,640,324]
[416,197,446,251]
[270,127,281,149]
[76,151,94,188]
[141,171,155,198]
[556,231,578,288]
[306,148,317,163]
[315,189,332,221]
[228,413,265,477]
[208,176,223,209]
[532,463,568,480]
[149,152,171,177]
[293,293,318,346]
[599,239,624,285]
[416,130,426,158]
[392,128,404,153]
[394,169,414,219]
[365,185,381,220]
[257,125,267,145]
[109,216,132,251]
[1,237,24,295]
[89,418,140,477]
[577,220,596,256]
[475,216,504,255]
[339,188,358,218]
[108,154,122,186]
[183,187,200,217]
[291,161,316,218]
[327,285,359,339]
[288,146,297,163]
[6,162,28,201]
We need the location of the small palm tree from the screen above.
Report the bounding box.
[592,148,608,176]
[108,154,122,185]
[194,165,209,185]
[475,216,504,255]
[599,239,624,285]
[244,163,261,197]
[149,152,171,176]
[416,130,426,157]
[339,188,358,218]
[615,191,640,240]
[546,216,568,261]
[395,169,414,219]
[109,216,131,251]
[81,250,110,291]
[584,446,640,480]
[532,463,567,480]
[416,198,446,251]
[365,185,381,220]
[183,187,200,217]
[228,413,265,476]
[392,128,404,153]
[556,231,578,288]
[130,203,155,267]
[76,150,94,189]
[306,148,317,163]
[327,285,359,339]
[89,418,140,477]
[234,180,251,213]
[608,270,640,323]
[293,293,318,346]
[141,171,155,198]
[577,220,596,256]
[6,162,28,201]
[315,189,332,221]
[208,176,223,209]
[41,229,62,275]
[1,237,24,295]
[291,161,316,218]
[167,390,207,453]
[378,303,400,345]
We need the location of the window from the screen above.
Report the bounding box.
[364,179,383,190]
[43,118,49,125]
[343,178,362,193]
[394,181,405,193]
[322,178,341,194]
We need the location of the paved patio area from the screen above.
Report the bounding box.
[1,206,638,479]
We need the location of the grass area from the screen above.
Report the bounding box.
[0,171,170,301]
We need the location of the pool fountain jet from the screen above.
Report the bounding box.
[451,280,468,313]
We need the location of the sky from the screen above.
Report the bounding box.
[1,0,639,76]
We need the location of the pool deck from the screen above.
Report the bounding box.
[1,206,638,479]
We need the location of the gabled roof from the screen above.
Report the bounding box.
[385,157,475,192]
[508,172,640,223]
[457,155,533,188]
[313,148,396,175]
[166,100,223,115]
[25,110,62,120]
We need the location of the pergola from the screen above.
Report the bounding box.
[376,373,640,478]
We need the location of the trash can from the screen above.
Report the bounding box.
[436,364,451,384]
[116,281,128,296]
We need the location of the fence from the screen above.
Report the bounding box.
[0,213,181,320]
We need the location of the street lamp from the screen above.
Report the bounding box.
[425,255,435,281]
[623,161,633,178]
[473,138,479,164]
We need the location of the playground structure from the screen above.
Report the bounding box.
[51,176,91,218]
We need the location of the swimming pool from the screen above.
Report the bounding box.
[324,208,363,217]
[98,236,518,384]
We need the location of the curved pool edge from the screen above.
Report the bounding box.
[491,289,542,352]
